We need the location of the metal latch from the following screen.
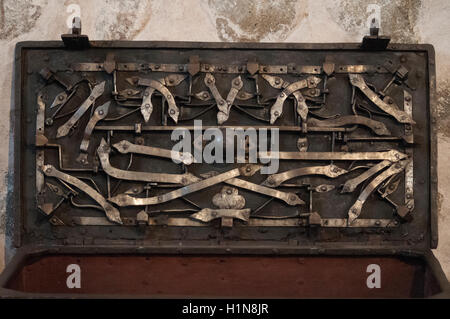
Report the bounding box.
[61,17,90,50]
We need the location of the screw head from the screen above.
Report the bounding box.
[245,166,252,172]
[58,95,65,101]
[226,189,232,195]
[169,109,176,115]
[202,92,209,98]
[145,103,150,109]
[98,110,104,115]
[274,111,280,116]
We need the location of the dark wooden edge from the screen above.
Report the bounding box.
[425,44,439,249]
[0,245,448,298]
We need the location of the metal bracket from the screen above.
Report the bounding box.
[61,17,90,50]
[361,18,390,51]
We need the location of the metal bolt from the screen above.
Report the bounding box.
[406,194,412,199]
[219,100,224,105]
[133,188,139,193]
[290,195,297,201]
[280,93,285,98]
[169,109,176,115]
[144,91,149,96]
[45,167,52,173]
[320,186,327,192]
[407,204,413,209]
[154,64,160,69]
[234,80,240,86]
[89,96,95,100]
[375,220,381,226]
[275,79,281,85]
[98,110,104,115]
[245,166,252,172]
[203,92,209,98]
[127,90,133,95]
[167,94,172,99]
[58,95,65,101]
[169,79,174,84]
[178,65,184,71]
[145,103,150,109]
[405,96,411,102]
[388,99,393,104]
[274,111,280,116]
[207,79,212,84]
[226,189,232,195]
[205,65,210,70]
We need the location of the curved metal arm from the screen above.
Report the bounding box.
[41,164,122,224]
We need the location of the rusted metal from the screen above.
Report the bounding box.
[3,36,444,298]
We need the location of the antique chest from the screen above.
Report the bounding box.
[0,24,448,298]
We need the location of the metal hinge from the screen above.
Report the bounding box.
[61,17,90,50]
[361,18,390,51]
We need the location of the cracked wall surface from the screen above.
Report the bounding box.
[0,0,449,278]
